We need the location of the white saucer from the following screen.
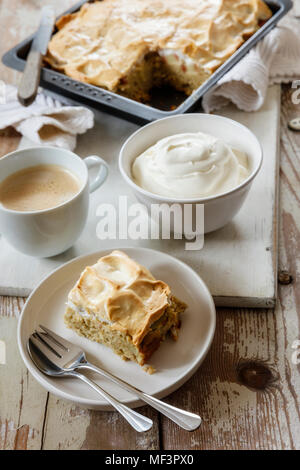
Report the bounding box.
[18,247,216,410]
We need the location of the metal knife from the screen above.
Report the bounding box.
[18,6,55,106]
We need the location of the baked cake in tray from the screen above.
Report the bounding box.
[45,0,272,103]
[64,250,187,370]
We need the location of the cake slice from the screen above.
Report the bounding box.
[64,250,186,370]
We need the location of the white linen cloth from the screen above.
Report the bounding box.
[0,84,94,150]
[202,15,300,113]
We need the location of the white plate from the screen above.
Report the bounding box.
[18,247,216,409]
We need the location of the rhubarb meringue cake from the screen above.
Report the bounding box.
[45,0,272,104]
[64,250,187,370]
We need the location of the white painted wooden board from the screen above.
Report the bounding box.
[0,86,280,307]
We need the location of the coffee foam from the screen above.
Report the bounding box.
[0,164,81,212]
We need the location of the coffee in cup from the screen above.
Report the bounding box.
[0,164,81,212]
[0,146,109,257]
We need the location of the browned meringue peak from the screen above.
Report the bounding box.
[93,250,155,286]
[46,0,272,92]
[67,250,171,345]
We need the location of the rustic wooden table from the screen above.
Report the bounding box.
[0,0,299,451]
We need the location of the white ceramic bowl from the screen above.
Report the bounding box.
[119,114,263,233]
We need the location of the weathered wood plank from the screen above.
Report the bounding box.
[0,128,21,158]
[0,0,281,307]
[0,86,281,305]
[0,317,48,450]
[161,305,299,450]
[0,296,26,318]
[160,83,300,451]
[42,398,160,450]
[0,0,76,81]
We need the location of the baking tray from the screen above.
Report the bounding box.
[2,0,292,124]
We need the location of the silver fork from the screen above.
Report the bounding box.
[30,325,201,431]
[27,331,153,433]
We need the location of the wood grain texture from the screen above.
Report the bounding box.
[161,307,300,450]
[0,0,74,85]
[0,296,26,317]
[42,398,160,450]
[0,317,48,450]
[0,128,21,158]
[0,0,300,451]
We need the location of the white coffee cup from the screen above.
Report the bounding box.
[0,146,108,257]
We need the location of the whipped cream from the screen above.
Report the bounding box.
[132,132,249,199]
